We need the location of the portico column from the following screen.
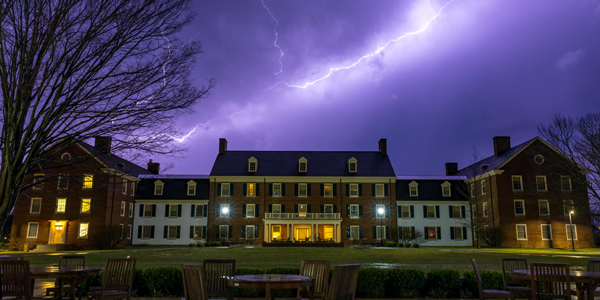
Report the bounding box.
[264,223,268,242]
[311,224,315,241]
[337,224,341,243]
[291,224,294,241]
[287,224,290,241]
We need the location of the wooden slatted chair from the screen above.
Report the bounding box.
[501,258,531,298]
[87,258,136,300]
[47,255,87,297]
[182,264,209,300]
[0,259,32,299]
[297,260,330,299]
[326,264,360,300]
[587,260,600,297]
[472,259,514,300]
[202,259,236,298]
[530,262,570,300]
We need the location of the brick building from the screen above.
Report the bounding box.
[10,137,151,250]
[208,138,397,245]
[453,136,594,248]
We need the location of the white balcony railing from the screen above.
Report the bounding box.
[264,213,341,220]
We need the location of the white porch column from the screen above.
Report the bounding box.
[264,223,268,242]
[337,224,341,243]
[287,224,290,241]
[291,224,294,241]
[311,224,315,241]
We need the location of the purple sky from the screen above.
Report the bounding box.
[156,0,600,176]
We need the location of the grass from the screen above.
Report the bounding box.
[5,246,600,273]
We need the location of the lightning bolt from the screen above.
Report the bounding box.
[267,0,454,90]
[167,109,247,142]
[262,0,285,75]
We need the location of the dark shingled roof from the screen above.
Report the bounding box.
[454,138,535,178]
[396,179,468,201]
[136,177,209,200]
[210,151,396,177]
[78,141,152,177]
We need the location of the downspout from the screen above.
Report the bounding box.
[263,178,266,243]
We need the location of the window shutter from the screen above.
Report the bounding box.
[294,205,299,213]
[204,205,208,217]
[410,205,414,218]
[269,204,272,213]
[163,226,168,238]
[178,205,182,217]
[269,183,273,196]
[384,184,388,196]
[139,204,143,217]
[320,205,324,213]
[424,227,428,239]
[217,183,221,196]
[241,226,245,238]
[320,184,324,196]
[165,205,169,217]
[449,206,453,218]
[385,205,389,218]
[256,184,260,196]
[461,206,466,218]
[214,225,219,239]
[255,226,259,239]
[243,204,247,217]
[397,206,401,216]
[463,227,467,239]
[333,184,337,196]
[436,206,440,218]
[307,205,311,213]
[450,227,455,240]
[230,184,234,196]
[359,226,363,239]
[190,226,194,238]
[437,227,441,239]
[295,184,298,196]
[203,226,207,239]
[359,184,362,196]
[243,183,247,196]
[281,204,285,212]
[346,205,350,218]
[372,205,376,218]
[386,226,390,239]
[150,226,155,238]
[281,184,285,196]
[423,205,427,218]
[228,226,232,239]
[177,226,181,238]
[307,184,311,196]
[334,205,337,213]
[138,226,142,239]
[411,227,415,239]
[255,204,259,215]
[346,226,350,239]
[346,184,350,196]
[216,204,220,217]
[152,204,156,217]
[372,184,375,196]
[373,226,377,239]
[191,205,196,217]
[359,205,363,217]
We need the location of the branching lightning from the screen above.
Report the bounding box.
[262,0,285,75]
[167,108,247,142]
[267,0,454,90]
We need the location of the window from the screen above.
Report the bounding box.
[56,198,66,213]
[563,200,574,215]
[273,183,282,197]
[167,225,178,239]
[566,224,577,240]
[481,180,486,195]
[299,183,308,197]
[130,182,135,196]
[299,157,308,172]
[221,183,230,197]
[376,226,386,240]
[81,174,93,189]
[324,204,333,213]
[81,198,91,213]
[58,174,68,189]
[246,204,255,218]
[143,204,153,217]
[541,224,552,240]
[220,204,230,217]
[245,225,255,239]
[78,223,89,239]
[154,180,164,195]
[375,184,384,198]
[142,226,152,239]
[193,226,204,239]
[33,174,44,189]
[30,198,42,214]
[323,184,332,197]
[516,224,527,240]
[409,181,419,197]
[272,226,281,240]
[427,205,436,218]
[61,152,71,161]
[120,201,126,216]
[219,225,229,239]
[298,204,307,217]
[187,180,196,196]
[453,206,462,218]
[350,226,360,240]
[348,157,357,173]
[248,156,258,172]
[350,204,359,218]
[195,205,205,217]
[427,227,437,240]
[443,186,451,197]
[539,200,549,216]
[350,184,359,197]
[122,179,127,194]
[484,225,489,239]
[561,176,572,191]
[169,204,178,217]
[400,227,415,240]
[299,162,307,172]
[127,225,132,239]
[470,183,475,198]
[272,204,281,213]
[247,183,256,197]
[536,176,547,191]
[376,204,385,218]
[453,227,463,240]
[119,224,124,239]
[483,202,488,218]
[129,203,133,217]
[512,176,523,191]
[514,200,525,216]
[401,205,411,218]
[27,222,39,238]
[534,154,544,164]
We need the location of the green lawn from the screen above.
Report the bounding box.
[6,246,600,273]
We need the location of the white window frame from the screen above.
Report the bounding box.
[169,204,179,218]
[375,184,385,198]
[167,225,178,239]
[245,225,255,239]
[512,176,523,191]
[221,183,231,197]
[350,204,359,219]
[350,184,359,197]
[536,176,547,191]
[441,181,451,197]
[122,179,127,194]
[324,204,333,214]
[299,183,308,197]
[120,201,126,216]
[298,157,308,172]
[81,198,91,214]
[118,224,124,239]
[538,200,549,216]
[127,225,132,239]
[376,225,386,240]
[483,202,488,218]
[481,180,486,195]
[219,225,229,239]
[401,205,410,219]
[220,203,230,217]
[409,181,419,197]
[563,200,574,215]
[516,224,527,240]
[141,225,152,239]
[248,156,258,173]
[514,199,525,216]
[454,227,463,240]
[427,227,437,240]
[298,204,308,217]
[561,176,572,191]
[27,222,39,239]
[129,203,134,218]
[376,204,385,219]
[541,224,552,240]
[83,174,93,189]
[348,157,357,173]
[427,205,436,219]
[33,174,44,189]
[130,182,135,196]
[154,180,164,196]
[56,198,66,213]
[453,205,462,219]
[566,224,577,241]
[273,183,282,197]
[143,204,153,217]
[195,204,205,217]
[78,222,89,239]
[247,183,256,197]
[30,198,42,214]
[323,183,333,197]
[193,226,204,239]
[187,180,197,196]
[246,204,255,218]
[272,204,281,214]
[350,225,360,240]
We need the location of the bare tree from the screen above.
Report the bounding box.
[0,0,215,234]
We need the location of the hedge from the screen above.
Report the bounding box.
[80,266,503,298]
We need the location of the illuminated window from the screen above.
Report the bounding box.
[323,184,332,197]
[56,198,66,213]
[247,183,255,197]
[427,227,437,240]
[83,175,93,189]
[30,198,42,214]
[272,225,281,240]
[81,198,91,213]
[193,226,204,239]
[298,204,307,217]
[324,225,334,240]
[79,223,89,238]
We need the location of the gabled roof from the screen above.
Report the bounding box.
[396,178,468,201]
[210,151,395,177]
[139,174,209,180]
[77,141,151,177]
[454,138,536,178]
[136,176,210,200]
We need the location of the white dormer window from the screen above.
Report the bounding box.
[348,157,357,173]
[409,181,418,197]
[154,180,164,195]
[187,180,197,196]
[298,157,308,173]
[441,181,451,197]
[248,156,258,172]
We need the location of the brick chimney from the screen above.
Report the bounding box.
[219,138,228,154]
[147,159,160,175]
[95,136,112,153]
[378,138,387,156]
[445,163,458,176]
[493,136,511,157]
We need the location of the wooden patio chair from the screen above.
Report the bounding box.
[87,257,136,300]
[297,260,330,299]
[587,260,600,296]
[47,255,87,297]
[501,258,531,297]
[202,259,236,298]
[472,259,514,300]
[182,264,209,300]
[326,264,360,300]
[530,262,570,300]
[0,259,32,299]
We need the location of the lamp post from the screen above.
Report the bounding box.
[221,206,229,246]
[378,207,385,247]
[569,210,575,251]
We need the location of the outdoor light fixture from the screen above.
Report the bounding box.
[569,210,575,251]
[55,222,63,230]
[222,207,229,216]
[378,207,385,246]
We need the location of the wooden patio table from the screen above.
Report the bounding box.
[226,274,314,300]
[30,266,103,300]
[510,269,600,300]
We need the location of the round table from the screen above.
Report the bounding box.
[30,266,103,300]
[226,274,314,300]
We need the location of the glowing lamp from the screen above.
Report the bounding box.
[378,208,384,215]
[222,207,229,215]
